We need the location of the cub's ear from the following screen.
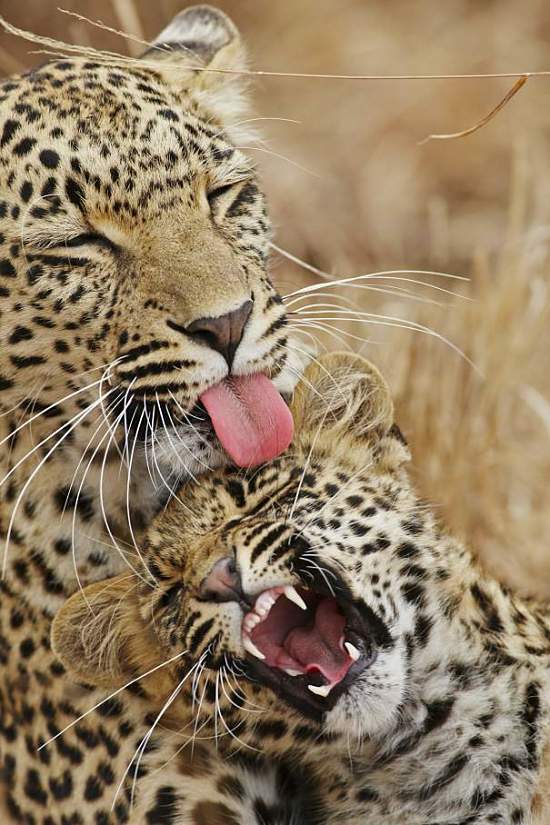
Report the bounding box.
[143,5,250,133]
[290,352,409,464]
[51,575,139,689]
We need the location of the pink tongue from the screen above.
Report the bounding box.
[286,598,349,684]
[200,374,294,468]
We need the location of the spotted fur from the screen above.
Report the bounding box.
[0,5,305,822]
[53,352,550,824]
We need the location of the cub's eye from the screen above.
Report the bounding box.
[159,582,183,609]
[207,182,235,206]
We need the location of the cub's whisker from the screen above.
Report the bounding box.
[38,648,189,751]
[214,671,258,752]
[117,656,207,811]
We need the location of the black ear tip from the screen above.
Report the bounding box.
[389,423,408,446]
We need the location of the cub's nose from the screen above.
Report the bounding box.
[198,556,243,603]
[186,299,252,367]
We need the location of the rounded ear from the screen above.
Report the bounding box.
[51,575,137,689]
[290,352,395,441]
[146,5,241,66]
[142,5,250,133]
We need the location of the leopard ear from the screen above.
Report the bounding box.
[51,575,138,689]
[143,5,250,134]
[290,352,409,466]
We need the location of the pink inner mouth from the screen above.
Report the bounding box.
[200,374,294,468]
[243,587,355,690]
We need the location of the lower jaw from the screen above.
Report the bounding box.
[240,650,374,722]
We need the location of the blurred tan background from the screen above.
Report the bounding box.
[1,0,549,597]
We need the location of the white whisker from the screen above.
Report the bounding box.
[2,392,112,577]
[38,648,189,751]
[287,407,329,525]
[114,656,205,812]
[98,399,154,588]
[290,315,481,374]
[0,375,106,453]
[125,407,149,564]
[271,242,469,291]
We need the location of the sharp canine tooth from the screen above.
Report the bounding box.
[243,636,265,660]
[284,668,302,677]
[345,641,361,662]
[308,683,332,698]
[284,586,307,611]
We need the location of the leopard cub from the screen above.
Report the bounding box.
[56,352,550,824]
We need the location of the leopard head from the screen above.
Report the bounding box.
[0,5,301,476]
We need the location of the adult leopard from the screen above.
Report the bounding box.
[0,5,303,822]
[56,352,550,824]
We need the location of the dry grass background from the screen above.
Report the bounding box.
[1,0,549,597]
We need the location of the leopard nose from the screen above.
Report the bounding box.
[198,556,243,603]
[186,299,252,367]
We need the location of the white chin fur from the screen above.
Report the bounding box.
[146,423,227,490]
[324,645,408,743]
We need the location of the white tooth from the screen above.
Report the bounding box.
[284,586,307,611]
[345,641,361,662]
[255,592,277,615]
[284,668,302,677]
[243,636,266,660]
[308,683,332,698]
[244,613,261,630]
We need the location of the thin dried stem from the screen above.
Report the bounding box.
[1,14,550,84]
[420,76,528,144]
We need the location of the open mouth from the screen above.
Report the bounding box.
[241,584,377,718]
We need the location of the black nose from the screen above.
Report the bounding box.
[186,299,252,367]
[198,556,243,603]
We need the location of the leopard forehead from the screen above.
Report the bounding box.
[0,57,255,211]
[0,57,268,269]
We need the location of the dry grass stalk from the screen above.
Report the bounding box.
[420,76,528,144]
